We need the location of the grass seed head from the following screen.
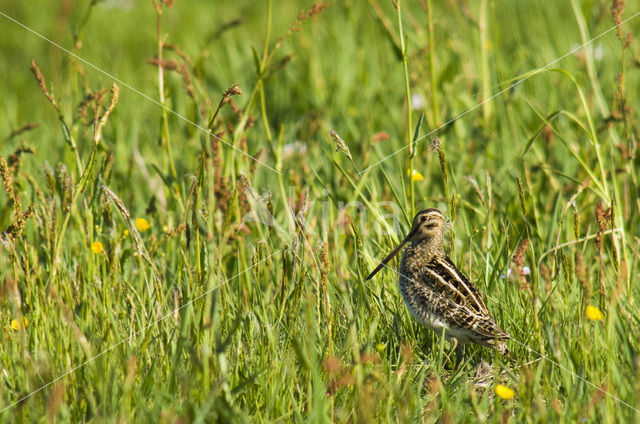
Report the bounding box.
[516,175,527,215]
[30,59,59,113]
[576,252,592,299]
[329,130,353,161]
[610,0,625,39]
[430,137,448,186]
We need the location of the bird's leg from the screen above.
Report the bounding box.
[445,337,459,368]
[455,342,464,368]
[444,338,466,368]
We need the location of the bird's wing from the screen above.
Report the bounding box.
[418,258,509,340]
[408,271,509,340]
[434,292,510,340]
[423,257,491,316]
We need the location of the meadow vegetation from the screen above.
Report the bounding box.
[1,0,640,421]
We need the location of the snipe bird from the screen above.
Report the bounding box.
[367,208,510,358]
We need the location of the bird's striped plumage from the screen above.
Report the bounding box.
[367,208,510,357]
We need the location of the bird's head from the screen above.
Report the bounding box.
[366,208,446,280]
[406,208,446,243]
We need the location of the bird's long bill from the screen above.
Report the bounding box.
[366,231,413,280]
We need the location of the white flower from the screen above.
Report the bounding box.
[571,43,603,61]
[282,141,308,159]
[500,268,513,279]
[102,0,134,10]
[594,44,603,61]
[411,93,425,110]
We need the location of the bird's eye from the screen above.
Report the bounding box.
[420,215,427,223]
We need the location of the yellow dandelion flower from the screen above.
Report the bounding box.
[135,218,151,232]
[91,241,104,254]
[586,305,603,321]
[407,169,424,182]
[11,317,28,331]
[123,229,129,237]
[495,384,515,400]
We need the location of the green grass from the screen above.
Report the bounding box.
[1,0,640,421]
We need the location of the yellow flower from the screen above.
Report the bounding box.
[162,225,169,233]
[91,241,104,254]
[407,169,424,182]
[135,218,151,232]
[495,384,515,400]
[123,229,129,237]
[586,305,603,321]
[11,317,28,331]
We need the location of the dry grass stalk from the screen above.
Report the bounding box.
[0,156,34,240]
[30,60,59,113]
[3,123,39,143]
[93,83,120,145]
[595,201,613,296]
